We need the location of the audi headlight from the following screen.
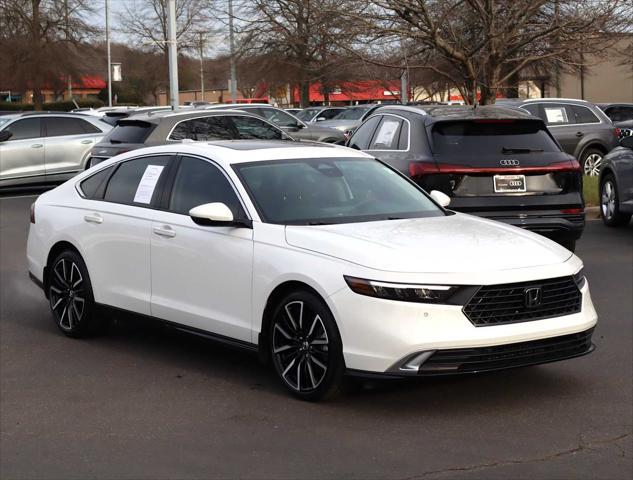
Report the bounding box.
[573,268,586,289]
[344,276,460,304]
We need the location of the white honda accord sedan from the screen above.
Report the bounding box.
[27,141,597,400]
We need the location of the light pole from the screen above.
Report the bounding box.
[228,0,237,103]
[105,0,112,106]
[167,0,180,109]
[198,31,205,102]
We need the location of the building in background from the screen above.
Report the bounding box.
[0,76,106,104]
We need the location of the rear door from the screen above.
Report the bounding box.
[76,154,172,314]
[0,118,45,182]
[43,116,103,175]
[363,114,410,169]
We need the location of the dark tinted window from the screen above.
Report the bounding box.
[6,118,41,140]
[108,121,155,144]
[231,116,283,139]
[521,104,540,117]
[80,165,115,199]
[316,108,345,120]
[104,156,170,205]
[296,108,321,121]
[432,120,560,158]
[347,116,381,150]
[253,108,299,127]
[170,116,236,140]
[604,106,633,122]
[169,156,243,216]
[334,107,369,120]
[572,105,599,124]
[45,117,101,136]
[398,121,409,150]
[369,116,404,150]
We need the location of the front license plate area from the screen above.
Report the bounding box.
[493,174,526,193]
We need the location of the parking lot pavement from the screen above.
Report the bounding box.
[1,193,631,480]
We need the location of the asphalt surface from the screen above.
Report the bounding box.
[1,193,631,480]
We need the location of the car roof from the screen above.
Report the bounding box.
[377,104,533,121]
[521,98,594,105]
[106,141,371,167]
[117,108,267,125]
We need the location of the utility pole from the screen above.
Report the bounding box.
[105,0,112,106]
[198,31,205,102]
[65,0,72,101]
[167,0,180,109]
[228,0,237,103]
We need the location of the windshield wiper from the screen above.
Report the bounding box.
[502,147,544,154]
[307,221,334,226]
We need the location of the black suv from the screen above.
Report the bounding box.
[347,105,584,251]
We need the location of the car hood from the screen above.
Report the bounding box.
[285,214,572,273]
[304,124,346,136]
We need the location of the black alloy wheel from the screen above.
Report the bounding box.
[49,250,103,337]
[269,291,344,400]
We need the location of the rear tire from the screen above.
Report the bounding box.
[600,174,631,227]
[581,148,604,176]
[269,290,345,401]
[48,250,105,337]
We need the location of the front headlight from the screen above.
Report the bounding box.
[573,268,586,289]
[344,276,461,304]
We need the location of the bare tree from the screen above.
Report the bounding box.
[0,0,97,109]
[356,0,629,104]
[238,0,366,107]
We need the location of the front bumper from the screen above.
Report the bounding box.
[328,280,598,374]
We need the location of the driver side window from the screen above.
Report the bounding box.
[169,156,245,218]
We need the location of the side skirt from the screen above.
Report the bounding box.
[96,303,259,353]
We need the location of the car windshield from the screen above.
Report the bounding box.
[233,157,443,225]
[333,107,370,120]
[295,108,321,121]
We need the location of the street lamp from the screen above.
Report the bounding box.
[105,0,112,107]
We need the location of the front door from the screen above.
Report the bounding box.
[150,155,254,342]
[0,118,45,183]
[43,117,98,176]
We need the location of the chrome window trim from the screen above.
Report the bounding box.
[520,103,603,127]
[165,113,287,141]
[365,113,411,153]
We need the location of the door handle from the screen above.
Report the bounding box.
[153,225,176,238]
[84,213,103,224]
[81,139,93,144]
[575,132,584,137]
[30,143,43,148]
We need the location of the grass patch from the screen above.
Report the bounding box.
[583,175,600,207]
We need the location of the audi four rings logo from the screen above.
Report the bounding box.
[524,287,543,308]
[500,159,520,166]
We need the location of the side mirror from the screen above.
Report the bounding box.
[619,135,633,149]
[189,202,252,228]
[0,130,12,142]
[430,190,451,208]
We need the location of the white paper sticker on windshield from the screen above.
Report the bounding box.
[133,165,164,204]
[544,107,568,124]
[373,119,400,147]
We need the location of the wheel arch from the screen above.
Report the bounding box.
[43,241,83,298]
[257,280,334,363]
[577,141,608,161]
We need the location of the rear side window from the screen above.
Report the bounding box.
[432,120,560,157]
[572,105,599,124]
[104,156,170,205]
[254,108,299,127]
[347,116,381,150]
[108,121,155,144]
[170,117,236,141]
[316,108,345,120]
[45,117,97,136]
[604,106,633,122]
[5,118,41,140]
[80,165,115,199]
[369,117,404,150]
[169,156,244,217]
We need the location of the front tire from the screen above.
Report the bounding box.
[269,291,345,401]
[600,174,631,227]
[48,250,104,337]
